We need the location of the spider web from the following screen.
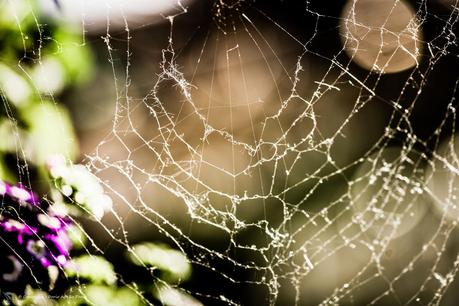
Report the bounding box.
[7,0,459,305]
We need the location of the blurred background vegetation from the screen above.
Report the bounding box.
[0,1,197,305]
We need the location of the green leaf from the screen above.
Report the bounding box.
[53,28,93,84]
[154,285,203,306]
[21,100,78,164]
[65,255,117,285]
[59,285,143,306]
[128,243,191,283]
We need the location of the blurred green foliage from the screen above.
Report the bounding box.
[0,0,91,182]
[0,2,198,305]
[60,285,142,306]
[129,242,192,283]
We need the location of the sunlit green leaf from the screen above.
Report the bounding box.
[154,285,203,306]
[0,63,33,107]
[128,243,191,283]
[53,28,93,84]
[21,100,78,164]
[65,255,117,285]
[59,285,143,306]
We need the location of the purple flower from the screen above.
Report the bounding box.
[0,180,73,294]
